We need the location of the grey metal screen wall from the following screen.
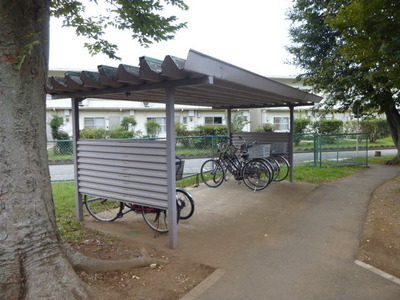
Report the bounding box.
[77,139,168,209]
[232,132,289,155]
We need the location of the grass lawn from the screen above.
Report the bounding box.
[294,136,394,151]
[54,156,398,241]
[47,136,394,162]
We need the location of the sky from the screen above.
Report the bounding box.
[49,0,299,77]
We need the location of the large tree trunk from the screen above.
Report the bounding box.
[384,105,400,165]
[0,1,92,298]
[0,3,158,298]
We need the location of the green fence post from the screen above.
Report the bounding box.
[337,134,340,162]
[313,134,317,167]
[366,133,369,167]
[211,135,214,156]
[319,135,323,167]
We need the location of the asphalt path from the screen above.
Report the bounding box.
[49,148,397,181]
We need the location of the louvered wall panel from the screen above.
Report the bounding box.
[77,139,168,209]
[232,132,289,155]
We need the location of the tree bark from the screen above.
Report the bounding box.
[0,1,91,299]
[384,105,400,165]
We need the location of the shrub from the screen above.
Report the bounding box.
[231,112,250,132]
[120,116,137,131]
[360,119,390,142]
[191,125,228,149]
[175,122,189,137]
[193,125,228,136]
[49,115,68,140]
[343,120,360,134]
[108,127,135,139]
[145,120,161,138]
[312,119,343,144]
[80,127,141,139]
[80,128,108,139]
[312,119,343,135]
[49,115,72,154]
[294,119,311,145]
[255,123,274,132]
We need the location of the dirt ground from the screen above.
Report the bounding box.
[357,174,400,278]
[70,230,214,300]
[70,171,400,299]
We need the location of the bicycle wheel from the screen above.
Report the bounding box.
[84,195,123,222]
[176,188,195,220]
[200,159,225,188]
[271,155,290,181]
[242,159,272,191]
[142,204,180,233]
[264,157,280,181]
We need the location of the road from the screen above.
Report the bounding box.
[49,148,397,181]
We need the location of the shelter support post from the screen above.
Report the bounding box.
[72,97,83,220]
[166,88,178,249]
[227,108,232,143]
[289,105,294,182]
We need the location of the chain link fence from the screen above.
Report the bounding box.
[48,133,369,182]
[295,133,369,166]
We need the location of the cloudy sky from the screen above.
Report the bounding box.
[49,0,298,77]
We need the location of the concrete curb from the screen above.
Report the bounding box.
[355,260,400,286]
[179,269,225,300]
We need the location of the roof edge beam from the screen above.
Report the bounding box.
[50,76,214,100]
[212,101,316,109]
[185,49,322,104]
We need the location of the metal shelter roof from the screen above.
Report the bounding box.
[47,49,322,108]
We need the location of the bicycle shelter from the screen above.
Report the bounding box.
[46,49,322,248]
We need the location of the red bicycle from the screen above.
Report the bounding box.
[84,188,194,233]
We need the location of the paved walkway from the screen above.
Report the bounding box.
[86,164,400,299]
[180,164,400,300]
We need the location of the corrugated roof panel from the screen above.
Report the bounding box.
[46,49,322,108]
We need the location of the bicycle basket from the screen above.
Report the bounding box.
[175,159,185,180]
[248,144,271,159]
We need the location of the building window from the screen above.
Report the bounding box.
[147,117,166,133]
[205,116,223,125]
[182,116,188,125]
[273,117,289,131]
[84,117,106,129]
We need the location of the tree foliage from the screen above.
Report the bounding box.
[50,0,188,59]
[328,0,400,89]
[287,0,400,163]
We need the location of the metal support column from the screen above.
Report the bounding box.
[288,105,294,182]
[227,108,232,144]
[165,88,178,249]
[72,98,83,220]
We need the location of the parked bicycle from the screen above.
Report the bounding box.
[200,137,290,191]
[84,156,195,233]
[84,188,194,233]
[200,139,273,191]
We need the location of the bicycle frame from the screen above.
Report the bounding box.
[218,145,248,180]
